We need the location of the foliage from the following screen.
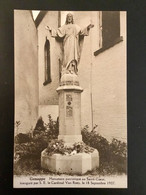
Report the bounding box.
[14,140,47,160]
[33,115,59,139]
[110,138,127,158]
[44,115,59,138]
[14,115,59,175]
[81,125,127,174]
[14,116,127,175]
[44,139,95,156]
[73,142,95,154]
[44,139,65,156]
[14,133,32,144]
[34,116,46,132]
[14,157,52,176]
[82,125,110,161]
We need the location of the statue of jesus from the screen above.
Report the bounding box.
[45,13,94,75]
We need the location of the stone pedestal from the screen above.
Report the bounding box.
[41,73,99,174]
[56,73,83,145]
[41,149,99,174]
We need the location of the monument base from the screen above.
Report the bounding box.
[41,149,99,174]
[58,135,82,146]
[40,73,99,174]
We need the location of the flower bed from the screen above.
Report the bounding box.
[43,139,95,156]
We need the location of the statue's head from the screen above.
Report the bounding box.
[65,13,74,24]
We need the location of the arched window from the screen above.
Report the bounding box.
[43,39,51,85]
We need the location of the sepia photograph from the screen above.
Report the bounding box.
[13,10,127,188]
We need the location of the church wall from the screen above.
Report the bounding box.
[37,11,61,106]
[92,12,127,141]
[14,10,38,134]
[37,11,62,122]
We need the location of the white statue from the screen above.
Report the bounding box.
[45,13,94,74]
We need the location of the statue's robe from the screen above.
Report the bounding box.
[50,23,89,70]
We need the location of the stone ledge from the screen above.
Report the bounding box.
[94,36,123,56]
[41,149,99,174]
[60,80,79,86]
[56,85,83,92]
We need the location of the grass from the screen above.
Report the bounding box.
[14,156,127,176]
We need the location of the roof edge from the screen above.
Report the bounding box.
[35,11,48,28]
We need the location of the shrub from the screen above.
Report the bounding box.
[33,115,59,139]
[34,116,46,132]
[45,115,59,138]
[14,117,127,175]
[81,125,110,161]
[110,138,127,158]
[14,115,59,175]
[14,156,41,175]
[14,133,32,144]
[109,138,127,173]
[81,125,127,174]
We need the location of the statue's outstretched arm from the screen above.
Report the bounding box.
[45,25,66,38]
[45,26,51,30]
[87,24,94,30]
[45,25,58,37]
[80,23,94,36]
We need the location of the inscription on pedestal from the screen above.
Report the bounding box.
[66,94,72,101]
[66,94,73,117]
[66,106,73,117]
